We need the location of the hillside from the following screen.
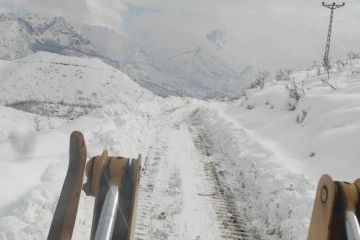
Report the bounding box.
[0,51,155,105]
[0,12,262,99]
[232,61,360,181]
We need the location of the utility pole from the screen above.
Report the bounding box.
[322,2,345,79]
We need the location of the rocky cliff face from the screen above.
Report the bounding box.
[0,13,95,60]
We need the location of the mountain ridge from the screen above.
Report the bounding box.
[0,12,260,99]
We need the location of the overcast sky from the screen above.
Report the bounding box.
[1,0,360,70]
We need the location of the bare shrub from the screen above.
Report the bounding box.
[275,69,291,81]
[285,81,302,111]
[350,68,360,76]
[7,99,101,119]
[286,82,301,102]
[246,104,255,109]
[241,88,248,101]
[249,70,270,89]
[47,117,55,129]
[301,81,306,96]
[65,105,75,118]
[318,77,336,90]
[296,110,308,123]
[347,50,360,60]
[317,66,321,76]
[33,115,42,132]
[287,102,296,111]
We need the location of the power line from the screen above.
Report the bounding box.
[322,2,345,78]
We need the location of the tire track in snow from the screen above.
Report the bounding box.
[135,104,254,239]
[134,121,181,239]
[191,130,254,240]
[135,119,219,239]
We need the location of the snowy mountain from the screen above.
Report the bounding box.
[81,25,250,98]
[81,25,190,97]
[0,13,95,60]
[0,13,195,98]
[153,29,268,98]
[205,29,267,72]
[0,13,265,99]
[206,29,226,50]
[160,47,243,98]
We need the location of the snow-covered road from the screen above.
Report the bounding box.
[134,107,251,239]
[0,98,316,240]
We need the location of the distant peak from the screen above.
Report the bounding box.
[206,29,226,49]
[0,12,20,21]
[53,16,66,22]
[24,13,41,20]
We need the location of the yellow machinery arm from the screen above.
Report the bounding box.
[83,150,141,240]
[47,132,141,240]
[308,174,360,240]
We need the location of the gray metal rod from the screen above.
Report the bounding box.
[345,211,360,240]
[95,185,119,240]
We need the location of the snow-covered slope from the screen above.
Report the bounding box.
[0,51,155,106]
[232,61,360,182]
[181,60,360,239]
[161,47,244,98]
[153,30,269,99]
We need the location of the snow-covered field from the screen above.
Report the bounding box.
[1,52,360,239]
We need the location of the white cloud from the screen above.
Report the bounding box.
[85,0,126,33]
[122,0,360,69]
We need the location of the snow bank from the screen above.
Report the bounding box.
[187,63,360,238]
[229,64,360,182]
[191,107,315,239]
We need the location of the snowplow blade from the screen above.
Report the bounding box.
[47,131,141,240]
